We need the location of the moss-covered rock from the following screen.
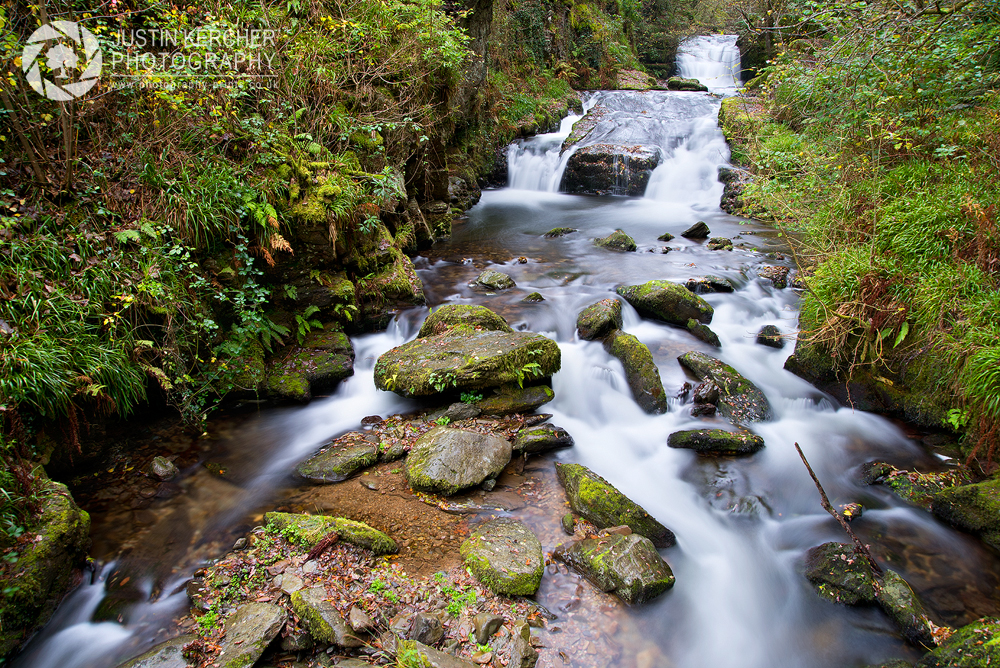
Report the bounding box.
[460,518,544,595]
[555,530,675,604]
[0,479,90,659]
[756,324,784,348]
[685,275,735,293]
[576,298,623,341]
[915,618,1000,667]
[667,429,765,455]
[594,229,638,252]
[666,76,708,92]
[373,330,560,398]
[931,478,1000,549]
[476,384,555,415]
[295,437,378,483]
[264,512,397,554]
[686,319,721,347]
[604,330,669,414]
[707,237,733,251]
[114,634,194,668]
[406,427,512,496]
[758,265,790,289]
[681,221,710,238]
[512,424,574,454]
[657,232,675,242]
[290,587,362,647]
[544,227,577,238]
[876,570,936,646]
[264,328,355,402]
[803,542,877,606]
[860,461,972,511]
[418,304,513,338]
[397,640,477,668]
[678,351,772,423]
[521,292,545,303]
[556,463,675,547]
[616,280,714,327]
[473,269,516,291]
[216,603,287,668]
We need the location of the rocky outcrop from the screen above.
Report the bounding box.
[931,478,1000,550]
[617,280,714,327]
[555,529,675,604]
[406,426,512,495]
[667,429,765,455]
[678,351,772,423]
[577,298,623,341]
[264,512,398,554]
[718,166,752,215]
[562,144,659,196]
[418,304,513,338]
[594,229,638,252]
[216,603,287,668]
[460,518,544,595]
[556,463,675,547]
[296,435,378,483]
[512,424,574,454]
[265,328,355,402]
[604,330,669,414]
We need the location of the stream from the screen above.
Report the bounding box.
[14,34,1000,668]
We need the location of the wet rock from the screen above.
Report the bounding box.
[666,76,708,91]
[508,620,539,668]
[861,461,972,512]
[406,427,512,496]
[397,640,477,668]
[685,275,735,294]
[931,478,1000,549]
[349,606,374,633]
[604,330,669,414]
[295,440,377,483]
[707,237,733,251]
[841,503,863,521]
[915,617,1000,667]
[681,221,711,239]
[428,402,482,423]
[379,440,409,463]
[521,292,545,303]
[410,612,445,645]
[563,145,659,196]
[544,227,577,238]
[114,634,195,668]
[758,265,790,289]
[667,429,765,455]
[513,424,574,454]
[803,542,876,606]
[555,530,675,604]
[561,514,576,535]
[657,232,675,242]
[473,612,504,645]
[461,518,544,595]
[594,229,638,252]
[616,280,714,327]
[280,630,313,651]
[374,330,560,398]
[686,319,721,347]
[678,351,772,423]
[867,661,913,668]
[216,603,287,668]
[418,304,512,338]
[576,298,623,341]
[694,380,719,404]
[264,512,397,554]
[279,573,304,594]
[265,329,355,402]
[556,462,675,547]
[756,325,785,348]
[291,587,361,647]
[476,385,555,416]
[148,456,178,482]
[876,570,936,646]
[718,167,752,215]
[691,403,717,417]
[473,270,516,291]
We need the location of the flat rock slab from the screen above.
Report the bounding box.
[296,436,377,483]
[406,426,512,496]
[678,351,772,423]
[577,298,623,341]
[555,531,675,604]
[291,587,362,647]
[115,635,195,668]
[803,542,876,606]
[216,603,286,668]
[374,330,561,398]
[617,280,714,327]
[419,304,512,338]
[513,424,574,454]
[556,462,675,547]
[460,518,544,595]
[916,618,1000,667]
[477,384,554,415]
[605,330,669,414]
[667,429,764,455]
[264,512,397,554]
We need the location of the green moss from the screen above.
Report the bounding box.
[594,229,637,252]
[418,304,512,338]
[476,384,555,415]
[803,542,876,606]
[290,590,337,644]
[616,280,714,327]
[667,429,765,455]
[604,330,668,414]
[932,478,1000,549]
[544,227,578,238]
[916,618,1000,667]
[678,351,772,423]
[576,298,622,341]
[264,512,397,554]
[460,518,543,595]
[558,532,675,604]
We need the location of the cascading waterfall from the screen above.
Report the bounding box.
[676,33,742,92]
[505,97,595,192]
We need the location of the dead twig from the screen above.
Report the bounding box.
[306,531,340,561]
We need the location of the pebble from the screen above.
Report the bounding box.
[302,560,318,574]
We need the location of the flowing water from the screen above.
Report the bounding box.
[16,35,1000,668]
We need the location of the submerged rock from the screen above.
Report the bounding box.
[562,144,659,196]
[931,477,1000,549]
[521,292,545,303]
[756,324,785,348]
[604,330,669,414]
[473,270,516,291]
[667,429,765,455]
[616,280,714,327]
[666,76,708,91]
[555,530,675,604]
[512,424,574,454]
[681,221,711,239]
[556,462,675,547]
[476,384,555,415]
[915,617,1000,667]
[803,542,876,606]
[406,426,512,496]
[707,237,733,251]
[291,587,362,647]
[758,265,790,289]
[544,227,578,238]
[418,304,513,338]
[264,512,397,554]
[148,456,178,482]
[685,275,735,294]
[686,319,721,347]
[876,570,936,646]
[115,635,194,668]
[576,298,623,341]
[216,603,287,668]
[460,518,544,595]
[374,330,560,398]
[296,438,377,483]
[594,229,638,252]
[677,351,772,423]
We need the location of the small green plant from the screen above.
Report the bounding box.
[944,409,971,432]
[333,302,359,323]
[197,608,221,634]
[368,578,388,593]
[295,305,324,344]
[435,416,451,426]
[428,370,457,393]
[515,362,543,388]
[459,391,482,404]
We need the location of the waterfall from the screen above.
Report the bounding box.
[505,96,596,192]
[676,34,742,92]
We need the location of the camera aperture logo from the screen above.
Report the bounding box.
[22,21,103,101]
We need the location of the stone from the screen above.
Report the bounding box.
[576,298,624,341]
[803,542,876,606]
[657,232,675,242]
[685,275,735,293]
[410,612,444,645]
[691,403,716,417]
[758,266,790,289]
[460,518,544,595]
[915,617,1000,667]
[555,531,675,604]
[472,612,504,645]
[290,587,362,647]
[295,439,377,483]
[476,385,554,415]
[148,456,178,481]
[604,330,669,414]
[397,640,477,668]
[875,570,936,646]
[693,380,719,404]
[678,351,772,423]
[521,292,545,303]
[427,402,482,423]
[680,221,711,238]
[686,319,721,347]
[349,606,374,633]
[932,478,1000,550]
[562,145,659,196]
[406,427,512,496]
[544,227,577,238]
[561,514,576,535]
[280,631,313,651]
[512,424,574,454]
[264,512,397,554]
[216,603,287,668]
[419,304,512,338]
[473,270,516,291]
[861,461,972,511]
[616,280,714,327]
[756,325,785,348]
[114,635,195,668]
[280,573,304,595]
[556,462,675,547]
[508,620,538,668]
[666,76,708,91]
[706,237,733,251]
[265,329,355,402]
[667,429,765,455]
[374,330,560,398]
[841,503,864,521]
[594,229,638,252]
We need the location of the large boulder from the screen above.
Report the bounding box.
[291,587,362,647]
[562,144,659,196]
[556,463,675,547]
[476,384,554,415]
[594,229,637,252]
[677,351,772,423]
[916,618,1000,667]
[616,281,714,327]
[216,603,287,668]
[555,530,675,604]
[576,298,623,341]
[419,304,513,338]
[667,429,765,455]
[115,635,195,668]
[264,512,397,554]
[604,330,669,414]
[265,328,355,402]
[295,436,377,483]
[803,542,876,606]
[374,330,560,398]
[666,76,708,91]
[460,518,544,595]
[931,478,1000,549]
[512,424,574,454]
[406,427,512,496]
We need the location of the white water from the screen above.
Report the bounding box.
[676,33,742,92]
[506,96,596,192]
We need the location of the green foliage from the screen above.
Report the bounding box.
[460,392,483,404]
[434,416,452,426]
[295,306,324,345]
